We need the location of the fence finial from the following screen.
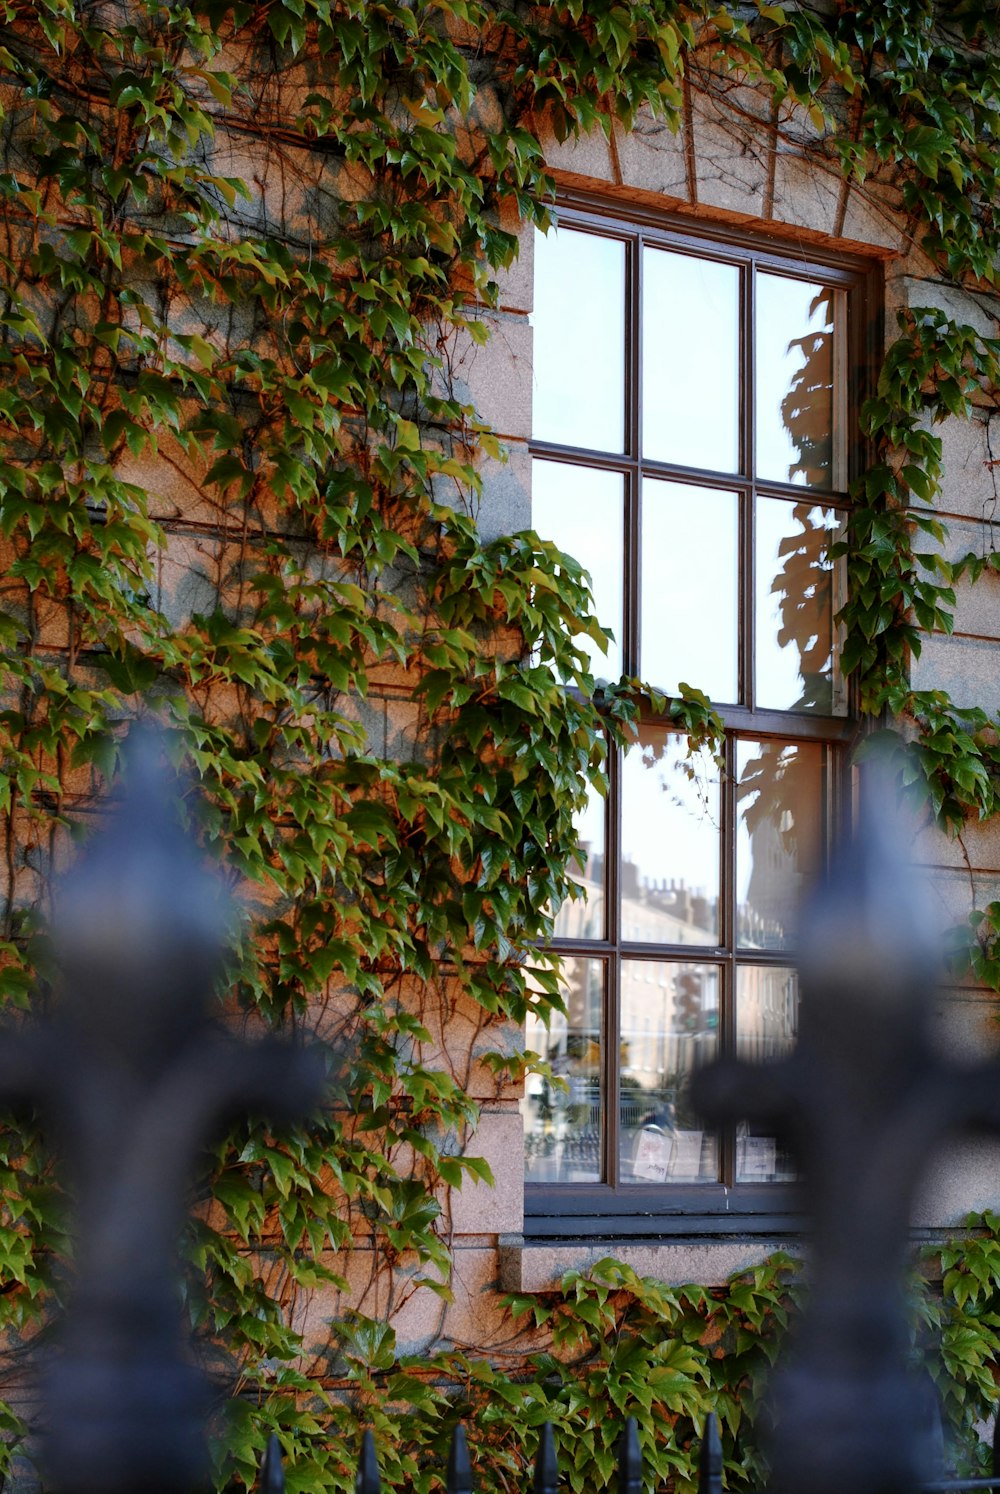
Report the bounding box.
[698,1412,723,1494]
[447,1424,473,1494]
[692,782,1000,1494]
[0,727,327,1494]
[617,1417,642,1494]
[357,1429,381,1494]
[260,1432,285,1494]
[532,1423,559,1494]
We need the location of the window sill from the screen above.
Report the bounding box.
[498,1233,797,1291]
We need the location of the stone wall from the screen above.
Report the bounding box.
[447,82,1000,1308]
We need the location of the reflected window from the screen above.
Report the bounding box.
[622,730,721,944]
[533,459,624,681]
[523,203,870,1218]
[737,739,825,950]
[524,959,603,1185]
[756,275,839,489]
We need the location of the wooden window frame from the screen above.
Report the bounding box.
[524,192,882,1238]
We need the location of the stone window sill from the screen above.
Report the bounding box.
[497,1235,793,1292]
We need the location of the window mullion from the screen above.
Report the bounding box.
[606,741,623,1187]
[628,235,642,678]
[743,261,756,712]
[720,733,738,1186]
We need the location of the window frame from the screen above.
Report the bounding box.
[524,192,882,1238]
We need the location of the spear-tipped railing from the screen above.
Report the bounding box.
[10,743,1000,1494]
[0,733,325,1493]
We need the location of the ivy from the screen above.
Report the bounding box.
[209,1221,1000,1494]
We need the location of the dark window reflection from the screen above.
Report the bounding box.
[522,958,603,1183]
[736,965,798,1181]
[622,729,721,945]
[620,959,719,1184]
[756,274,837,489]
[756,498,847,715]
[552,776,606,943]
[737,739,824,950]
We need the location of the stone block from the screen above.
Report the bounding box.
[893,277,1000,339]
[404,981,522,1103]
[911,815,1000,876]
[323,692,385,759]
[913,1135,1000,1227]
[383,696,423,761]
[910,633,1000,714]
[493,222,533,316]
[448,1105,524,1235]
[0,555,70,651]
[445,310,533,443]
[117,437,213,528]
[500,1237,790,1292]
[540,122,617,184]
[615,111,689,200]
[689,88,771,219]
[929,867,1000,929]
[770,149,842,238]
[948,570,1000,641]
[838,182,907,253]
[156,531,229,625]
[956,818,1000,873]
[929,986,1000,1063]
[476,440,531,541]
[289,1242,518,1359]
[431,438,530,543]
[915,513,1000,637]
[390,1244,515,1353]
[936,413,1000,521]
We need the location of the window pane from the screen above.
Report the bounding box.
[640,479,738,702]
[622,727,721,944]
[532,459,623,680]
[523,958,604,1184]
[736,739,824,950]
[532,226,625,453]
[642,248,739,472]
[756,273,836,488]
[756,497,847,715]
[552,776,606,942]
[620,959,719,1184]
[736,965,798,1182]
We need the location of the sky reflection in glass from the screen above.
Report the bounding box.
[532,458,623,680]
[643,247,739,473]
[532,226,625,453]
[641,480,738,701]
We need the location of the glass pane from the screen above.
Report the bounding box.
[640,479,738,702]
[621,727,721,944]
[532,459,623,680]
[552,775,606,942]
[736,965,798,1182]
[756,498,847,715]
[756,273,836,488]
[532,226,625,453]
[736,739,824,950]
[642,248,739,472]
[522,959,604,1184]
[621,959,719,1184]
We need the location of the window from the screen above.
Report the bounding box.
[521,196,879,1236]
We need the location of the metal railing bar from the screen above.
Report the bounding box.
[920,1480,1000,1491]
